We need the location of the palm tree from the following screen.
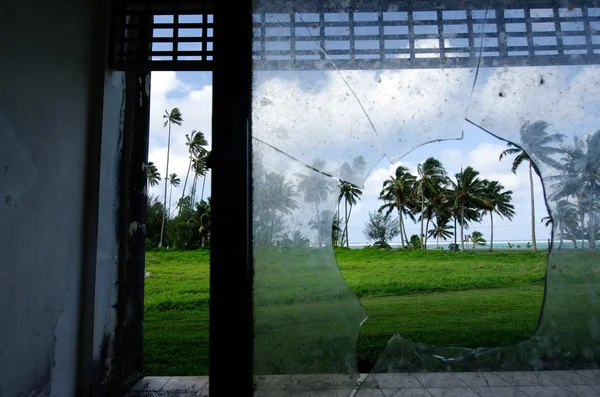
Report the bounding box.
[448,166,489,251]
[147,161,161,187]
[179,130,208,214]
[296,159,335,247]
[548,131,600,250]
[167,173,181,218]
[159,107,183,247]
[411,157,448,249]
[470,231,487,248]
[378,165,416,248]
[499,120,565,252]
[338,181,362,248]
[543,200,578,249]
[427,215,453,248]
[482,180,516,252]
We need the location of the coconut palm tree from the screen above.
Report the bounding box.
[159,107,183,247]
[548,130,600,250]
[543,200,578,249]
[448,166,490,251]
[147,161,161,187]
[427,215,453,248]
[296,159,335,246]
[411,157,448,248]
[338,181,362,248]
[167,173,181,218]
[469,231,487,248]
[482,180,516,252]
[179,130,208,214]
[378,165,417,248]
[499,120,565,252]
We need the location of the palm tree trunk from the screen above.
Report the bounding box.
[489,212,494,252]
[588,193,596,250]
[454,216,458,249]
[168,182,173,219]
[345,198,349,248]
[337,201,341,247]
[460,203,465,251]
[424,217,431,250]
[200,173,207,203]
[420,192,425,249]
[529,162,537,252]
[179,157,192,216]
[159,122,172,247]
[397,199,404,248]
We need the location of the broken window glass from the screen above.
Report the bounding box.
[252,0,600,394]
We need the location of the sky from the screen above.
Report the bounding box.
[145,6,600,245]
[147,69,559,245]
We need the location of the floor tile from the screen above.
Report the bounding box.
[335,389,355,397]
[493,371,555,386]
[540,371,598,386]
[255,390,292,397]
[290,374,335,390]
[354,389,386,396]
[161,377,208,392]
[426,387,480,397]
[331,373,360,388]
[381,388,432,397]
[255,375,294,390]
[564,384,600,397]
[357,374,380,389]
[517,385,577,396]
[471,387,529,397]
[454,372,511,387]
[130,377,172,392]
[373,374,422,389]
[290,390,338,397]
[412,373,466,388]
[575,370,600,384]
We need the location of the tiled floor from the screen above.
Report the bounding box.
[126,370,600,396]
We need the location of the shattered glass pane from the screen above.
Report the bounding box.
[252,0,600,394]
[253,139,367,377]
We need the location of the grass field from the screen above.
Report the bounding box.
[143,248,553,375]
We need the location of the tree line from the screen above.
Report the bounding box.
[145,117,599,251]
[145,107,211,250]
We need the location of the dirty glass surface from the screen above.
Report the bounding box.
[251,0,600,394]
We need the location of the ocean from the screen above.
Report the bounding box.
[347,240,597,250]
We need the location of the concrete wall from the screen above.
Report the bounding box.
[0,1,125,395]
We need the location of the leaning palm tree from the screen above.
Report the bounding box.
[296,159,335,246]
[179,130,208,215]
[447,166,490,251]
[482,180,516,251]
[338,181,362,248]
[548,130,600,250]
[499,120,565,252]
[147,161,161,187]
[167,173,181,218]
[411,157,448,248]
[159,107,183,247]
[542,200,578,249]
[470,231,487,249]
[378,165,417,248]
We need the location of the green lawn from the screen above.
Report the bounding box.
[143,248,553,375]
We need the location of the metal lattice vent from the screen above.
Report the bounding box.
[110,0,600,70]
[111,0,214,71]
[252,0,600,69]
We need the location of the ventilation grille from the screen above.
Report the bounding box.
[111,0,214,70]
